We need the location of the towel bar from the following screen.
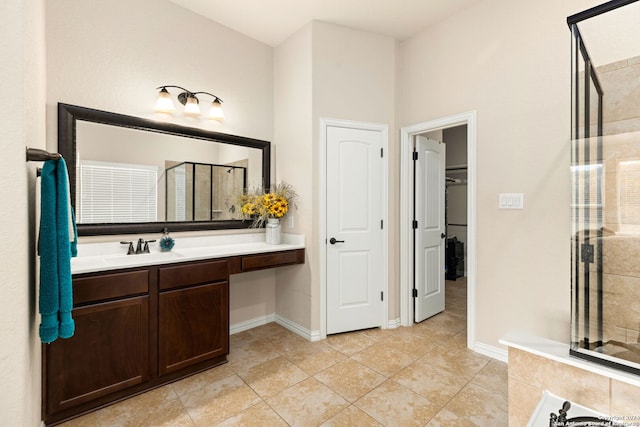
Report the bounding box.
[26,147,62,162]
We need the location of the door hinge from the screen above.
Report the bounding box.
[412,288,418,298]
[381,147,384,157]
[381,219,384,229]
[380,291,384,301]
[412,151,418,161]
[412,220,418,229]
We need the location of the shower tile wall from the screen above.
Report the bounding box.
[212,159,247,220]
[599,132,640,356]
[578,55,640,358]
[581,55,640,137]
[600,55,640,136]
[195,164,212,220]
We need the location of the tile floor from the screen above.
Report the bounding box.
[58,278,508,426]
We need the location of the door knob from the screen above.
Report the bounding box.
[441,233,446,239]
[329,237,345,245]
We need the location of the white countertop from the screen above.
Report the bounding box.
[72,233,305,275]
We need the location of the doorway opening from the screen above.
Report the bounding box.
[400,111,477,350]
[412,126,468,323]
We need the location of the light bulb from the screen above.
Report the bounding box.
[155,88,175,113]
[208,99,224,120]
[183,95,200,115]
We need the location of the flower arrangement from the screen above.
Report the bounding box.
[238,181,298,227]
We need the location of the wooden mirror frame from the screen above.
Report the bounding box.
[58,103,270,236]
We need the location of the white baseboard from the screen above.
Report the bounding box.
[473,341,508,363]
[229,314,276,335]
[230,313,321,342]
[275,315,321,342]
[387,318,401,329]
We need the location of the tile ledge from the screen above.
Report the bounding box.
[499,331,640,388]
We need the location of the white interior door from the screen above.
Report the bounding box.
[326,125,384,334]
[414,135,446,323]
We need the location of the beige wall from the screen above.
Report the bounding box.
[273,24,314,329]
[398,0,605,349]
[273,21,396,332]
[0,0,45,425]
[46,1,273,141]
[312,22,397,327]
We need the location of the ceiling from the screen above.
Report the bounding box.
[170,0,481,47]
[577,0,640,67]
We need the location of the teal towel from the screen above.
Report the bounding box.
[39,158,77,343]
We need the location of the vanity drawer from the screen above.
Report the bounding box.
[159,259,228,290]
[73,270,149,305]
[241,249,305,272]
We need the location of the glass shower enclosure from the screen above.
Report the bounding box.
[165,161,246,222]
[569,0,640,375]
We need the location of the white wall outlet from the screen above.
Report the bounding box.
[499,193,524,209]
[288,215,294,228]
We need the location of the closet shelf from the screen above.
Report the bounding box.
[446,164,467,171]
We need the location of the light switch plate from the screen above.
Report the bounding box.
[499,193,524,209]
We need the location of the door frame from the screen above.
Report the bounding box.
[319,117,389,339]
[400,111,477,349]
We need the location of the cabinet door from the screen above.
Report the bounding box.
[159,281,229,375]
[45,296,149,416]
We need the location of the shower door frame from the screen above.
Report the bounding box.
[567,0,640,376]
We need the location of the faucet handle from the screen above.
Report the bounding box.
[120,241,134,255]
[142,239,156,253]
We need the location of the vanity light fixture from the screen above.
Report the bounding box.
[155,85,224,120]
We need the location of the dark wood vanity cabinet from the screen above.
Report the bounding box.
[158,260,229,375]
[43,249,304,426]
[239,249,306,272]
[43,271,150,422]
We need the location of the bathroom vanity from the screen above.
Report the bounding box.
[42,234,304,426]
[44,103,301,425]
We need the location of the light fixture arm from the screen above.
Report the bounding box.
[155,85,225,120]
[156,86,223,105]
[192,91,224,104]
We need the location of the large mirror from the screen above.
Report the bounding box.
[58,103,270,236]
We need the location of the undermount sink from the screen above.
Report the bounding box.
[103,251,185,266]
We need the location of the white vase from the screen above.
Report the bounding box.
[265,218,281,244]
